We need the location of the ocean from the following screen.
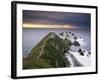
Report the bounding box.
[22,28,91,57]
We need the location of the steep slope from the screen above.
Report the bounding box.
[23,32,71,69]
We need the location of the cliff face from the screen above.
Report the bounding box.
[23,32,71,69]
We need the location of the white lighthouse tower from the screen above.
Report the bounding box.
[50,31,55,38]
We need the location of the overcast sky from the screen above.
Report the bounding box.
[23,10,90,29]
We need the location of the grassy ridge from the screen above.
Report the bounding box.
[23,33,71,69]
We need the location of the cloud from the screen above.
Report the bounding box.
[23,10,90,29]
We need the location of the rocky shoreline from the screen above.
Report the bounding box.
[58,31,91,67]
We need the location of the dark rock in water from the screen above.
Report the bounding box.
[66,32,68,34]
[72,33,74,36]
[59,32,63,36]
[78,48,82,53]
[88,52,91,55]
[78,48,84,56]
[87,54,89,57]
[66,34,69,37]
[80,52,84,56]
[69,32,71,34]
[74,35,78,40]
[73,41,80,46]
[83,50,85,52]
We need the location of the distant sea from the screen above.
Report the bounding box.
[22,28,91,57]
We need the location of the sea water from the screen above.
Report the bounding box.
[23,28,90,57]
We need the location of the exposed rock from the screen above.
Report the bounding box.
[78,48,84,56]
[66,32,68,34]
[69,32,71,34]
[74,35,78,40]
[59,32,63,36]
[72,33,74,36]
[88,52,91,55]
[66,34,69,37]
[83,50,85,52]
[73,41,80,46]
[80,52,84,56]
[78,48,82,53]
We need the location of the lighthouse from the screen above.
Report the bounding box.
[50,31,55,38]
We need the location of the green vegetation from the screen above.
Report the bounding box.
[23,32,71,69]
